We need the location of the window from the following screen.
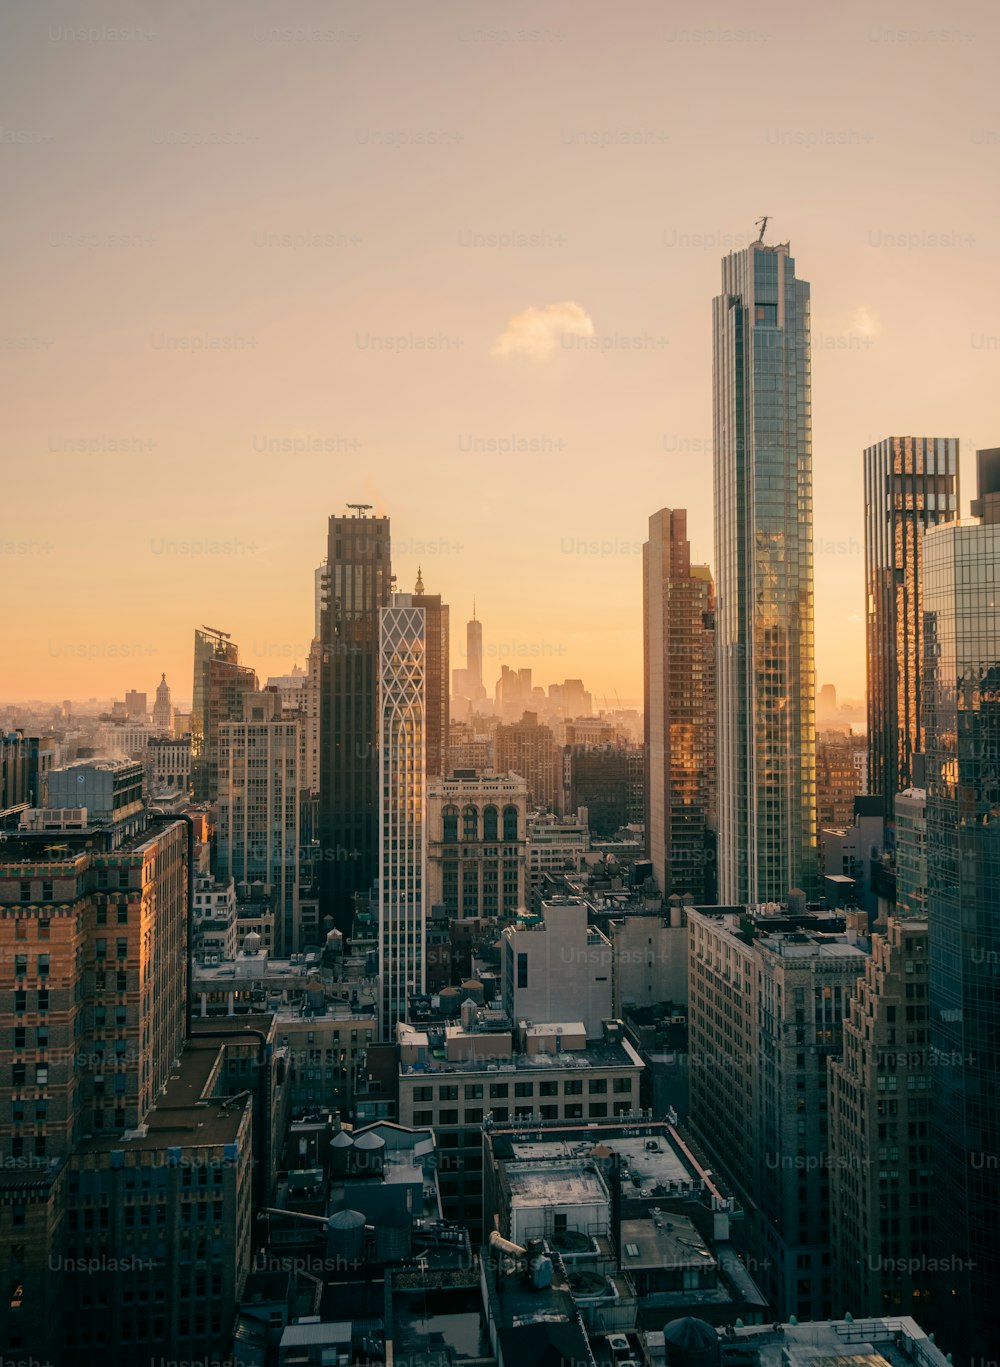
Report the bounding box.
[514,1082,533,1098]
[613,1077,631,1094]
[464,1084,483,1100]
[564,1079,583,1095]
[14,1028,26,1050]
[503,806,519,841]
[37,955,50,979]
[413,1111,433,1127]
[517,953,528,989]
[539,1081,558,1097]
[483,807,499,841]
[37,920,50,941]
[589,1102,608,1118]
[14,955,27,978]
[565,1103,583,1119]
[588,1078,607,1094]
[462,806,478,841]
[491,1106,509,1122]
[414,1086,433,1102]
[439,1109,458,1126]
[539,1105,558,1120]
[442,807,459,843]
[489,1083,508,1099]
[95,938,107,960]
[439,1085,458,1101]
[464,1108,482,1124]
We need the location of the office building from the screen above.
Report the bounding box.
[218,690,302,956]
[452,605,487,715]
[427,769,527,920]
[191,626,258,801]
[494,712,559,811]
[712,236,818,902]
[396,1012,642,1240]
[893,787,927,918]
[864,436,959,821]
[828,918,932,1319]
[378,594,426,1037]
[922,449,1000,1358]
[643,508,715,897]
[565,743,644,838]
[146,733,192,796]
[319,509,391,932]
[687,904,867,1320]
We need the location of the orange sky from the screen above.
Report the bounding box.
[3,0,998,707]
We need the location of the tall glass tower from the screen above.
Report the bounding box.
[712,236,817,904]
[864,435,959,821]
[923,449,1000,1359]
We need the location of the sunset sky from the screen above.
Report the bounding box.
[3,0,998,707]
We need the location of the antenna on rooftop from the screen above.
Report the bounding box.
[755,216,769,244]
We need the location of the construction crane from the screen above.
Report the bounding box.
[201,625,231,640]
[756,216,769,243]
[346,502,373,518]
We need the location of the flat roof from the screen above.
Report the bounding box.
[725,1317,948,1367]
[509,1131,692,1192]
[507,1162,607,1208]
[75,1039,249,1153]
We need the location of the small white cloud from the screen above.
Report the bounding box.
[491,300,594,361]
[852,305,879,338]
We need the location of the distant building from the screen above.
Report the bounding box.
[494,712,559,811]
[865,435,960,821]
[191,626,258,801]
[152,672,173,731]
[643,508,715,898]
[218,690,302,955]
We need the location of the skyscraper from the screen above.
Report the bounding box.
[864,436,959,822]
[411,566,450,780]
[643,508,716,897]
[190,626,258,801]
[452,604,487,714]
[378,593,426,1036]
[923,449,1000,1359]
[319,509,391,932]
[712,235,818,903]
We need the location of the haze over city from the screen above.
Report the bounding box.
[5,0,1000,704]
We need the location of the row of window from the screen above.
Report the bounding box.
[413,1076,632,1102]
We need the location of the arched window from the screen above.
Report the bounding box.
[502,805,519,841]
[483,806,499,842]
[442,806,459,843]
[462,805,479,841]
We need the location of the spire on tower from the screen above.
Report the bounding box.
[414,565,425,595]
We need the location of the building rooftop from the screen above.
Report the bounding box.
[722,1316,949,1367]
[507,1162,608,1210]
[75,1039,249,1154]
[620,1212,711,1271]
[400,1029,642,1076]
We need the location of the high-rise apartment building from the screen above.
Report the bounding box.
[217,689,302,954]
[378,594,426,1037]
[893,787,927,918]
[864,436,959,821]
[922,450,1000,1359]
[828,918,932,1318]
[643,508,715,897]
[501,897,613,1040]
[191,626,258,801]
[687,905,867,1321]
[426,770,527,920]
[412,567,449,779]
[494,711,559,811]
[319,510,391,932]
[712,237,818,902]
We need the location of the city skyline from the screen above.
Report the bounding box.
[6,2,1000,706]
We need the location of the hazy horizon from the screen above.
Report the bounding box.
[4,0,999,705]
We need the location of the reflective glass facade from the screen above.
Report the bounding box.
[713,242,817,903]
[378,597,426,1037]
[923,509,1000,1359]
[643,508,716,898]
[864,436,959,820]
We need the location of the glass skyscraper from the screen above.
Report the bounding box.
[712,238,817,904]
[923,449,1000,1359]
[864,435,959,821]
